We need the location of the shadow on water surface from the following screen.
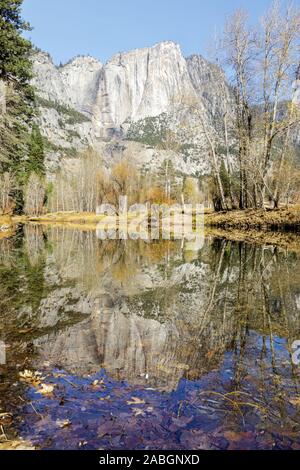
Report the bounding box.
[0,225,300,449]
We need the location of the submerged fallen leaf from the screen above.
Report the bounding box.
[0,412,13,425]
[19,370,39,380]
[206,350,217,361]
[0,440,35,451]
[91,379,105,390]
[99,395,111,401]
[132,408,146,417]
[289,397,300,407]
[36,384,55,396]
[19,370,44,387]
[127,397,145,406]
[56,419,71,428]
[223,430,254,448]
[0,412,12,419]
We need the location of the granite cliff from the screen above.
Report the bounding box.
[32,41,233,176]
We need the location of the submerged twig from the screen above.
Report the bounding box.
[61,377,78,389]
[0,425,8,442]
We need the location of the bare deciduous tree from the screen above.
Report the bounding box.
[258,1,300,205]
[220,1,300,209]
[0,172,15,214]
[223,9,255,208]
[24,173,45,216]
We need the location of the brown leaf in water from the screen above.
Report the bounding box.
[0,412,13,426]
[19,370,44,387]
[99,395,111,402]
[206,350,216,361]
[132,408,145,417]
[224,430,255,450]
[0,440,35,451]
[90,379,105,390]
[56,419,71,429]
[289,397,300,407]
[127,397,145,406]
[19,370,37,380]
[36,384,55,396]
[224,430,252,442]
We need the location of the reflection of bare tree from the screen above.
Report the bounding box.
[199,238,227,333]
[30,234,300,393]
[46,227,182,295]
[24,225,45,266]
[223,242,300,403]
[1,228,300,397]
[0,237,15,268]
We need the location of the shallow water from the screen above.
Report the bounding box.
[0,225,300,450]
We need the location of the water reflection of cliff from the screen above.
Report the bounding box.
[1,225,300,391]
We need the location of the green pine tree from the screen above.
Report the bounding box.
[26,123,45,177]
[0,0,35,172]
[0,0,33,87]
[0,0,44,211]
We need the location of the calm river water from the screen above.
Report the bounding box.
[0,225,300,449]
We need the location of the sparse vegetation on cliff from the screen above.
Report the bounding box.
[36,96,91,124]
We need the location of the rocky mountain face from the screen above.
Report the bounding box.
[32,53,103,116]
[32,41,233,176]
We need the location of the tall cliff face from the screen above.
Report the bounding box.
[32,52,103,116]
[92,42,196,133]
[186,54,232,121]
[32,42,232,174]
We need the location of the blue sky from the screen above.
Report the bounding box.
[22,0,286,65]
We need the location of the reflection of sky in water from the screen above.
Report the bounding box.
[19,331,300,450]
[1,226,300,449]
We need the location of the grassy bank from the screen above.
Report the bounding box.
[12,207,300,231]
[3,210,300,254]
[205,206,300,231]
[13,212,106,225]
